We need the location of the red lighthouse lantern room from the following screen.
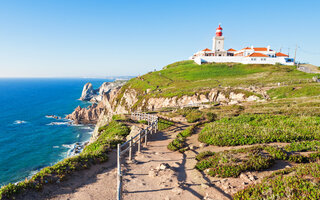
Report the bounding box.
[216,24,223,37]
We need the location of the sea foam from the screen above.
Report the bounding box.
[13,120,27,125]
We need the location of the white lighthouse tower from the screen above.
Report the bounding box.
[212,24,227,56]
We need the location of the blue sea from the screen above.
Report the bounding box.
[0,78,113,186]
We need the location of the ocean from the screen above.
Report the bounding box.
[0,78,113,186]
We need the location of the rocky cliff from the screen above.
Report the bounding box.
[66,103,104,124]
[70,80,267,143]
[79,83,97,101]
[66,80,126,125]
[79,80,127,103]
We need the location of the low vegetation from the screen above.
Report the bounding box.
[0,121,130,199]
[157,118,175,131]
[177,107,204,123]
[196,145,320,178]
[167,123,198,152]
[120,61,314,98]
[234,161,320,199]
[198,114,320,146]
[267,83,320,99]
[114,60,316,110]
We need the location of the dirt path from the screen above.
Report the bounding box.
[18,120,293,200]
[182,126,293,198]
[18,150,119,200]
[122,122,230,200]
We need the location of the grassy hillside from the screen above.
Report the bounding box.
[121,60,315,98]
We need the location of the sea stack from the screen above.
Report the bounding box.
[79,82,97,101]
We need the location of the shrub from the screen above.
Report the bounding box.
[195,146,274,178]
[195,151,215,161]
[112,114,128,121]
[288,154,308,163]
[157,118,174,131]
[167,138,185,151]
[138,120,148,125]
[234,162,320,199]
[284,140,320,152]
[167,123,199,152]
[264,145,288,160]
[205,112,217,122]
[185,110,203,123]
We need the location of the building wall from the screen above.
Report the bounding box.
[194,56,294,65]
[212,36,224,52]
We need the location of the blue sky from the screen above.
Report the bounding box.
[0,0,319,78]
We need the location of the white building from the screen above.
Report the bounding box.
[190,25,295,65]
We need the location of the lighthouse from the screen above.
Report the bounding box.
[212,24,226,56]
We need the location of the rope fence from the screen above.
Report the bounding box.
[117,112,158,200]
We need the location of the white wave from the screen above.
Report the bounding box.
[80,126,93,130]
[77,134,80,138]
[45,115,62,119]
[71,124,84,127]
[62,142,86,157]
[52,146,59,149]
[47,122,71,126]
[13,120,27,125]
[62,144,73,148]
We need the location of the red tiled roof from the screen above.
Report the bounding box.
[276,52,289,57]
[227,48,237,51]
[202,48,211,51]
[253,47,268,51]
[247,53,269,57]
[241,47,273,51]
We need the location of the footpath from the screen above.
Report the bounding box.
[20,121,231,200]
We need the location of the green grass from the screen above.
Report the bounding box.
[0,121,130,199]
[198,114,320,146]
[114,60,315,109]
[234,161,320,199]
[267,84,320,99]
[116,61,313,97]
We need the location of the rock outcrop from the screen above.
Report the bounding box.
[112,88,263,113]
[80,80,127,103]
[66,103,105,124]
[71,79,268,143]
[67,80,124,125]
[79,83,97,101]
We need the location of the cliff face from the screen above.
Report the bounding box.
[79,80,127,103]
[79,83,97,101]
[65,103,104,124]
[70,80,266,143]
[112,88,265,114]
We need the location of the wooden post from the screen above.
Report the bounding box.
[138,131,141,153]
[129,137,132,161]
[145,129,148,146]
[117,144,122,200]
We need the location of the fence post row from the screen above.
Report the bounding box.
[117,112,158,200]
[117,144,122,200]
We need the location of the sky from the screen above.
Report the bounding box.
[0,0,319,78]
